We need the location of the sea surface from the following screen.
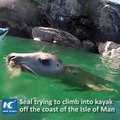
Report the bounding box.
[0,36,120,120]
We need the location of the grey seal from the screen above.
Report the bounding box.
[6,52,64,76]
[5,52,118,92]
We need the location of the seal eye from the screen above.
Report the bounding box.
[38,58,50,66]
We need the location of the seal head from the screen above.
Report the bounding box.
[6,52,64,76]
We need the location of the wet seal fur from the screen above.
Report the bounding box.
[5,52,119,92]
[6,52,64,76]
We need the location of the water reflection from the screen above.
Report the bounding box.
[100,56,120,70]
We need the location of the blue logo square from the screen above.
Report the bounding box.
[2,99,18,114]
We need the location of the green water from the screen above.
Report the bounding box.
[0,36,120,120]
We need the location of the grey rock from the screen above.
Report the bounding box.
[99,2,120,43]
[85,0,120,43]
[33,0,120,49]
[0,0,52,38]
[32,27,81,48]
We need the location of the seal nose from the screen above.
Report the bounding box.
[7,55,16,63]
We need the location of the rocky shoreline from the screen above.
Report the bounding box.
[0,0,120,52]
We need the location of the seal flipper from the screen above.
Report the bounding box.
[86,81,118,92]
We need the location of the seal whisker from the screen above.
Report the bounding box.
[40,46,46,52]
[3,56,7,60]
[51,50,59,54]
[48,50,59,54]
